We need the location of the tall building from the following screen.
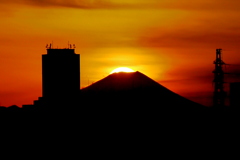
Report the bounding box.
[42,45,80,105]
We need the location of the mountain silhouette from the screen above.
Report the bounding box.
[81,71,205,114]
[83,71,162,91]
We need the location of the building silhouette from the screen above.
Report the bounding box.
[42,48,80,98]
[229,82,240,107]
[22,45,80,109]
[41,46,80,107]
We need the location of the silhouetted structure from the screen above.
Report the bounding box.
[229,82,240,107]
[42,45,80,107]
[213,49,226,107]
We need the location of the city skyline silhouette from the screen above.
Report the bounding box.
[0,46,239,117]
[0,46,203,109]
[1,0,240,108]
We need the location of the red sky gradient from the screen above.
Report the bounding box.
[1,0,240,107]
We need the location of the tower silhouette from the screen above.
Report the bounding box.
[42,46,80,106]
[213,49,226,107]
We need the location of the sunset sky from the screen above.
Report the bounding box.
[1,0,240,107]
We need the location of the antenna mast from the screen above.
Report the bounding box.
[213,49,226,107]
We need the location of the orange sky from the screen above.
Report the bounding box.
[1,0,240,107]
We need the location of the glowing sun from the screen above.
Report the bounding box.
[110,67,134,74]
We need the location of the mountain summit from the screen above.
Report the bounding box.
[82,71,161,92]
[81,71,204,111]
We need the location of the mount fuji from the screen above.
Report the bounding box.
[81,71,205,113]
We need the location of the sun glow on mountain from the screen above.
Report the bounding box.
[110,67,134,74]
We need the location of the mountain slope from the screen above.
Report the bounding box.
[81,71,205,111]
[82,71,163,92]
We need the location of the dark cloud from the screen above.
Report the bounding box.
[0,0,140,9]
[0,0,104,9]
[1,0,240,10]
[23,0,89,8]
[139,27,240,49]
[159,0,240,11]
